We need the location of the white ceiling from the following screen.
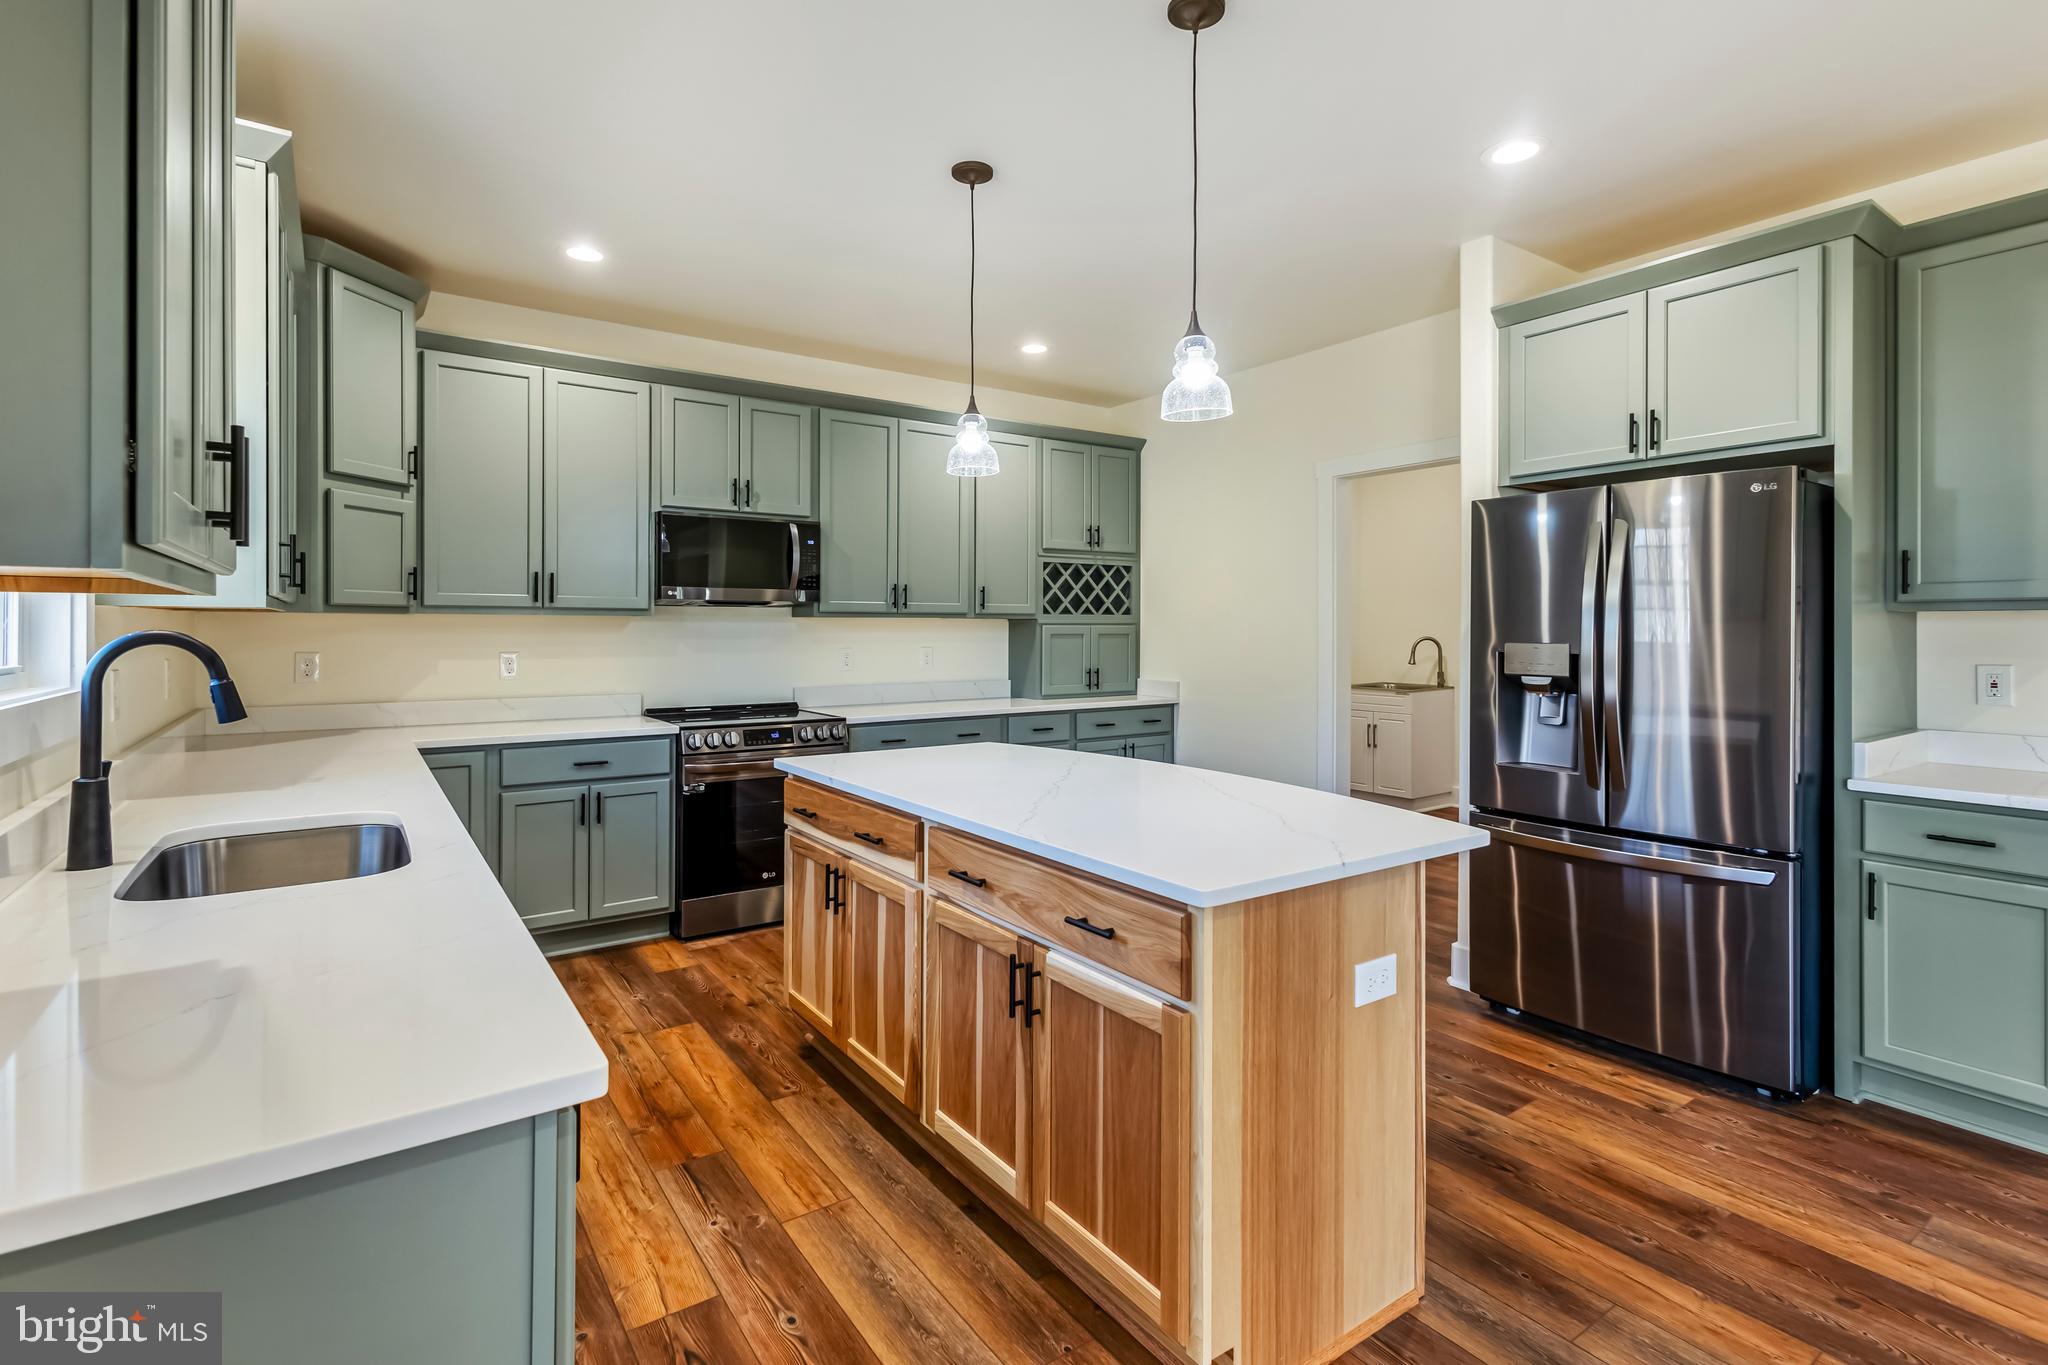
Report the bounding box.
[237,0,2048,407]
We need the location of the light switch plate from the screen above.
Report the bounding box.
[1354,954,1397,1007]
[1977,663,2015,707]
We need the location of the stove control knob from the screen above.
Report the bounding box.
[831,723,847,740]
[723,730,741,748]
[704,732,722,749]
[798,725,815,742]
[683,732,702,750]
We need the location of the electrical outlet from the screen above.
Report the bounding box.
[918,645,935,670]
[1354,954,1398,1007]
[837,648,854,672]
[294,652,320,684]
[1977,663,2015,707]
[499,652,519,680]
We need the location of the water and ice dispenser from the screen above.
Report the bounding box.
[1496,641,1580,768]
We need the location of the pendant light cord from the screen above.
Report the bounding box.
[968,181,978,404]
[1189,26,1200,328]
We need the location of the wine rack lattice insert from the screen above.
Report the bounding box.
[1040,560,1134,618]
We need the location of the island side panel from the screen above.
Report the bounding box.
[1204,863,1425,1365]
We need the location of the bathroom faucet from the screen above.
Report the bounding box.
[1408,635,1447,689]
[67,630,248,871]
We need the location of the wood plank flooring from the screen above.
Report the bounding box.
[556,856,2048,1364]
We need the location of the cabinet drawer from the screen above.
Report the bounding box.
[926,826,1191,999]
[785,777,922,880]
[1072,706,1175,741]
[849,718,1003,752]
[500,738,672,787]
[1864,800,2048,881]
[1006,712,1074,744]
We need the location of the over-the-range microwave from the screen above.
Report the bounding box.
[655,511,821,606]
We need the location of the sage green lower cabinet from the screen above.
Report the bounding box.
[1862,860,2048,1110]
[426,749,491,859]
[0,1109,578,1365]
[1646,244,1824,458]
[851,707,1172,757]
[500,784,591,931]
[420,351,544,609]
[818,408,899,613]
[324,487,417,608]
[897,421,975,614]
[543,370,650,611]
[591,778,672,920]
[974,432,1037,615]
[1092,624,1138,694]
[1127,733,1174,763]
[1035,624,1094,697]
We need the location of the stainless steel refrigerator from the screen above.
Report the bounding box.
[1468,466,1826,1095]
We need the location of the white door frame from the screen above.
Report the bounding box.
[1314,436,1463,796]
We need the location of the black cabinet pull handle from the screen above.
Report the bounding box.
[572,759,610,769]
[1063,915,1115,940]
[791,806,819,820]
[854,831,885,846]
[578,792,587,825]
[1628,412,1639,454]
[595,792,605,823]
[979,586,987,610]
[901,581,909,608]
[731,476,740,507]
[824,864,839,913]
[1899,549,1912,597]
[880,738,908,747]
[744,478,753,507]
[1926,832,1997,849]
[407,565,419,601]
[407,444,419,484]
[1866,872,1879,921]
[1007,953,1025,1018]
[1094,721,1115,728]
[531,570,540,603]
[547,571,557,604]
[956,732,985,739]
[1648,409,1661,450]
[291,539,307,592]
[948,869,987,888]
[1023,962,1043,1027]
[204,426,250,545]
[1032,726,1055,733]
[1142,718,1163,724]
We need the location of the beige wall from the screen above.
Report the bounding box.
[1115,310,1461,785]
[1348,463,1462,687]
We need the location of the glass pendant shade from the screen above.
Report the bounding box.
[945,404,999,477]
[1160,331,1233,422]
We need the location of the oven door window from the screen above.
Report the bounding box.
[680,769,786,898]
[659,514,794,593]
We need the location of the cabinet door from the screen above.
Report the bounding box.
[591,778,672,920]
[1091,446,1138,556]
[1038,624,1094,699]
[1863,861,2048,1108]
[425,749,491,861]
[324,268,417,487]
[543,369,650,611]
[655,385,739,511]
[1032,950,1190,1342]
[1127,735,1174,764]
[898,421,975,614]
[268,181,301,604]
[741,398,814,517]
[420,352,543,608]
[324,488,415,608]
[924,897,1032,1203]
[499,785,589,931]
[1040,441,1093,553]
[1349,714,1375,792]
[785,835,842,1041]
[1370,714,1413,797]
[1076,737,1129,757]
[840,860,922,1108]
[974,434,1037,615]
[1092,625,1139,695]
[1647,245,1823,458]
[1502,293,1646,480]
[1897,222,2048,604]
[818,410,899,613]
[132,0,237,575]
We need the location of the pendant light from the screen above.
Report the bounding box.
[1160,0,1232,422]
[947,160,999,477]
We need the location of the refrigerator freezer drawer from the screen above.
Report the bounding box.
[1468,815,1816,1093]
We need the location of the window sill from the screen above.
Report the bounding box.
[0,683,79,713]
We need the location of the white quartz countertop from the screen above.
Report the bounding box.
[817,695,1178,725]
[0,715,649,1255]
[777,743,1485,906]
[1849,729,2048,813]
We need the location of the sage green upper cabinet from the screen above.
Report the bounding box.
[656,386,739,510]
[420,352,543,609]
[544,370,651,611]
[817,409,899,614]
[1896,220,2048,605]
[499,785,589,931]
[590,779,672,920]
[740,399,814,516]
[897,422,975,615]
[1646,245,1823,458]
[1039,442,1138,556]
[324,488,416,608]
[1862,860,2048,1109]
[1502,294,1646,480]
[974,433,1037,615]
[324,268,417,488]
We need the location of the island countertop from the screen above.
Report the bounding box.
[776,742,1486,906]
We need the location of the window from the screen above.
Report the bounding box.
[0,593,86,702]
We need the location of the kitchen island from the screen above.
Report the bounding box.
[774,743,1486,1365]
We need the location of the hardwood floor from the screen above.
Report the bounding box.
[555,858,2048,1364]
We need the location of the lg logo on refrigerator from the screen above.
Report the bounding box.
[1749,480,1780,492]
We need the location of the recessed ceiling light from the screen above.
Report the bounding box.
[1483,138,1545,167]
[1020,342,1048,355]
[564,243,605,263]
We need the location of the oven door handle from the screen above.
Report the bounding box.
[679,760,787,783]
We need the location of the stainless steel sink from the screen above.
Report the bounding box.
[117,823,411,902]
[1355,681,1443,693]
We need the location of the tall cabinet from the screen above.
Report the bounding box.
[815,410,974,615]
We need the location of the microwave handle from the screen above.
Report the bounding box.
[789,521,801,589]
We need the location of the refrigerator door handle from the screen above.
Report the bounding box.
[1602,517,1631,794]
[1579,517,1604,790]
[1487,824,1779,886]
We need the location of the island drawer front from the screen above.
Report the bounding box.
[500,738,672,787]
[1073,706,1175,740]
[1007,712,1076,744]
[1864,800,2048,880]
[927,825,1191,999]
[786,777,923,877]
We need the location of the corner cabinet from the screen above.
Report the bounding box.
[1895,220,2048,606]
